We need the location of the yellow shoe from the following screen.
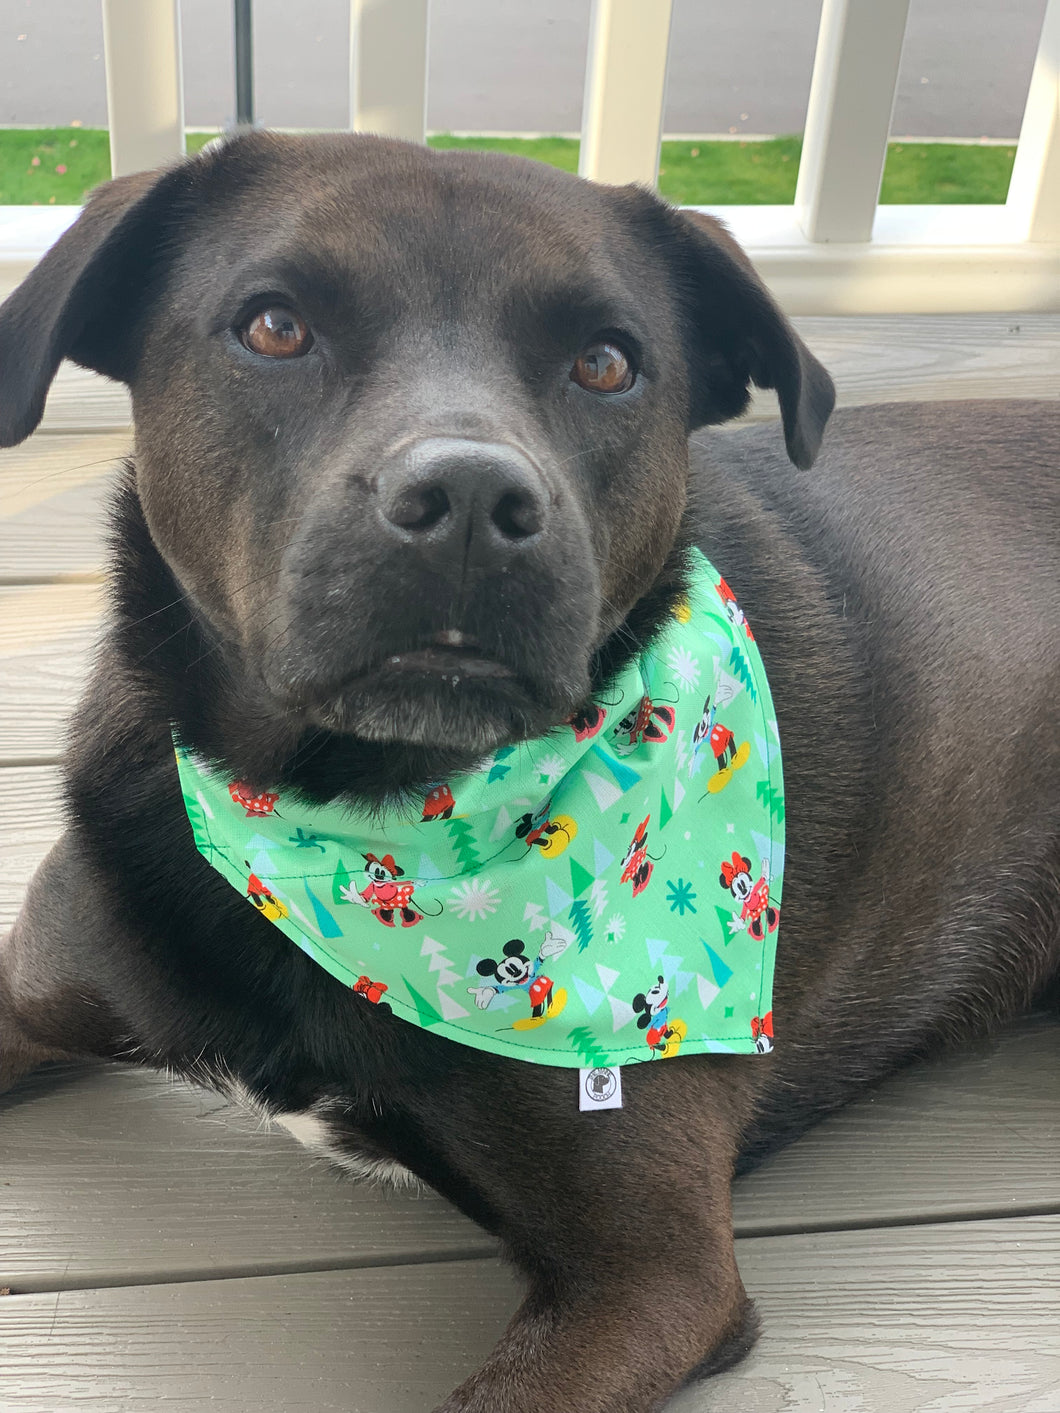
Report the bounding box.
[660,1020,687,1058]
[547,988,568,1021]
[707,768,732,794]
[733,741,751,771]
[539,816,578,858]
[512,1013,549,1031]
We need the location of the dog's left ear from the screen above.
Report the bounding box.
[0,163,190,447]
[617,194,835,468]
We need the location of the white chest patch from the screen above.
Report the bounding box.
[275,1110,420,1190]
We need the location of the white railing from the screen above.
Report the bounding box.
[0,0,1057,314]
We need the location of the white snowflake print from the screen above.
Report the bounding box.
[589,877,608,920]
[450,877,501,922]
[666,644,701,694]
[605,913,626,944]
[535,752,568,789]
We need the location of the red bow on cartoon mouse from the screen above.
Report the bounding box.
[720,852,746,888]
[353,975,389,1005]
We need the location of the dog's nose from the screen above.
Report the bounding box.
[376,438,548,561]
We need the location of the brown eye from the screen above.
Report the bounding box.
[570,341,634,394]
[241,306,312,358]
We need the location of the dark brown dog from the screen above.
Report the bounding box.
[1,133,1057,1413]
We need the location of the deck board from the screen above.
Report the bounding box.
[0,432,129,583]
[2,1217,1056,1413]
[0,584,103,761]
[0,766,64,928]
[1,1016,1056,1292]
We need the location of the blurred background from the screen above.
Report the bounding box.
[0,0,1051,205]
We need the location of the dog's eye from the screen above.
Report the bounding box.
[240,307,313,359]
[570,341,634,394]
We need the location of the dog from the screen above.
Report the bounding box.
[1,132,1057,1413]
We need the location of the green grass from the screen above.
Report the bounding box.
[0,126,1016,208]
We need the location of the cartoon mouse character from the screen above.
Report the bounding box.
[244,868,288,922]
[751,1011,774,1054]
[421,783,456,822]
[468,934,570,1029]
[620,816,654,898]
[611,695,677,755]
[351,975,392,1015]
[515,798,577,857]
[229,781,280,817]
[689,694,751,791]
[515,798,560,849]
[716,575,754,641]
[341,853,423,928]
[719,852,779,940]
[631,975,687,1058]
[566,704,607,742]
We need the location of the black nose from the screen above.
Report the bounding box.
[377,438,548,564]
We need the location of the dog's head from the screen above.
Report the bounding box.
[0,133,832,795]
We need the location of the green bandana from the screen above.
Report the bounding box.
[175,549,783,1069]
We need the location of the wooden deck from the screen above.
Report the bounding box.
[2,315,1059,1412]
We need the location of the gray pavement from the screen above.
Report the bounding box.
[1,0,1049,140]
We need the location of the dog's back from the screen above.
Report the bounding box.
[700,400,1060,1157]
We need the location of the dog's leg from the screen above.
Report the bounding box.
[0,835,125,1093]
[431,1064,756,1413]
[438,1242,752,1413]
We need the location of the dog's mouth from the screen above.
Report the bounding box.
[295,629,560,751]
[379,632,516,682]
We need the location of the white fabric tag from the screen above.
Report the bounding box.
[578,1065,623,1111]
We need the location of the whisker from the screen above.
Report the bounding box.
[4,451,130,497]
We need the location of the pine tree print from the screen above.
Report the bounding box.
[445,817,480,871]
[567,1025,611,1066]
[182,793,211,853]
[332,859,353,905]
[727,644,759,703]
[568,897,593,953]
[304,878,342,939]
[404,980,444,1029]
[488,745,517,784]
[755,779,785,823]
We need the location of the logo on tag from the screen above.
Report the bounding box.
[579,1065,623,1111]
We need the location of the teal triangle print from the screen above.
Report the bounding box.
[404,981,444,1028]
[593,838,615,875]
[674,969,696,997]
[702,942,733,990]
[304,879,342,939]
[588,743,641,793]
[546,876,573,918]
[646,936,669,967]
[574,976,605,1015]
[569,857,595,898]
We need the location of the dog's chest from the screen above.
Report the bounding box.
[274,1109,420,1188]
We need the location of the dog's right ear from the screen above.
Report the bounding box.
[0,164,189,446]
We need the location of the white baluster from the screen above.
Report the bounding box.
[1008,0,1060,242]
[350,0,430,144]
[795,0,911,243]
[101,0,185,178]
[579,0,673,188]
